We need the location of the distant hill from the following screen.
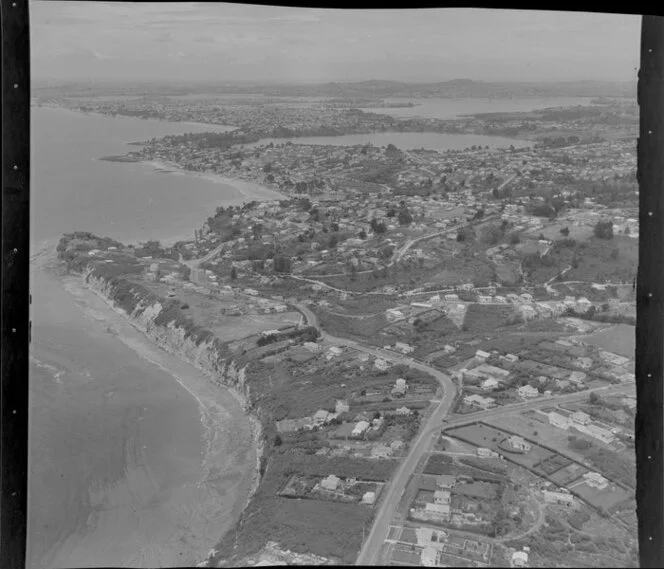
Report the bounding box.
[32,78,636,100]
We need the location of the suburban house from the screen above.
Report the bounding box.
[335,400,350,414]
[321,474,340,491]
[385,308,405,322]
[568,371,587,384]
[433,490,451,504]
[506,435,531,452]
[395,341,415,354]
[392,378,408,395]
[477,447,499,458]
[475,349,491,360]
[548,412,570,430]
[575,423,615,444]
[361,491,376,505]
[436,474,457,489]
[571,411,591,425]
[480,377,500,391]
[543,490,576,507]
[583,472,609,490]
[511,550,529,568]
[518,385,540,399]
[374,358,390,371]
[352,421,370,437]
[463,394,496,409]
[576,357,593,370]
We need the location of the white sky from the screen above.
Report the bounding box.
[30,2,641,83]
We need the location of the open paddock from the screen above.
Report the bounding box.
[548,462,588,486]
[570,481,633,512]
[484,413,600,466]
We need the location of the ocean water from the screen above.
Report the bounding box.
[28,108,259,568]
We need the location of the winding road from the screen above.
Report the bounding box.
[183,244,635,566]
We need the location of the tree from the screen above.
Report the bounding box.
[230,266,237,280]
[589,392,602,405]
[330,222,340,232]
[610,248,619,260]
[398,208,413,226]
[274,255,292,273]
[274,434,282,446]
[359,229,367,239]
[509,232,521,245]
[560,227,570,237]
[594,220,614,240]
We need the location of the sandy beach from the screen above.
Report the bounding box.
[143,158,287,203]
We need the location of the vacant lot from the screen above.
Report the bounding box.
[582,324,635,358]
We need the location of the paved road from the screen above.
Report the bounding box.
[292,303,459,567]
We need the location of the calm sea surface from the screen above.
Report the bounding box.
[358,96,595,120]
[29,108,258,569]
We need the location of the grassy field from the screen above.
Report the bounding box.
[214,448,397,565]
[484,414,605,467]
[548,462,588,486]
[314,308,388,342]
[581,324,635,358]
[566,236,637,284]
[570,481,633,512]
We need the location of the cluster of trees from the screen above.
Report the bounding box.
[273,255,292,273]
[456,226,475,242]
[256,325,320,347]
[160,130,258,150]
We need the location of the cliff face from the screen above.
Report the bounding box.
[83,267,254,407]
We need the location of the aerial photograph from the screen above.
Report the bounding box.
[29,3,640,568]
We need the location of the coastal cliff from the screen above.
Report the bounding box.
[75,264,265,566]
